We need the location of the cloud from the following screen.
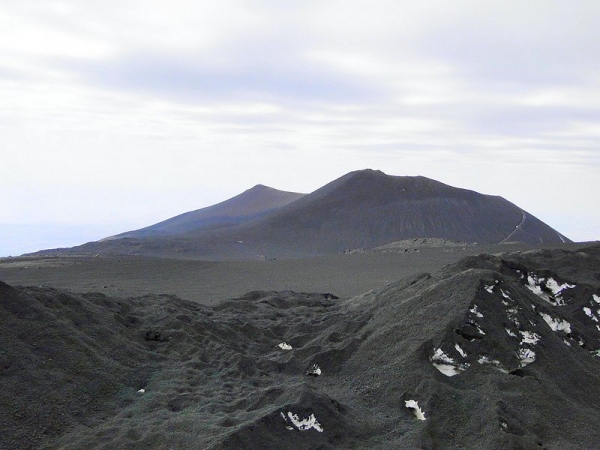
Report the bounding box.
[0,0,599,249]
[66,51,384,105]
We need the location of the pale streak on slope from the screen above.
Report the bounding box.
[499,210,527,244]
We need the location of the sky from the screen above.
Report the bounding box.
[2,0,599,256]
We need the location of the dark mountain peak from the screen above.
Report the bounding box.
[244,183,275,193]
[346,168,387,178]
[108,184,305,239]
[38,169,570,258]
[305,169,462,206]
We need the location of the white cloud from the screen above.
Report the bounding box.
[0,0,599,254]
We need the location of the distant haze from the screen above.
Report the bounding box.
[1,1,599,256]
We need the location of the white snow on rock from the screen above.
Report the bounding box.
[478,355,500,366]
[593,294,600,304]
[469,305,483,318]
[405,400,426,421]
[506,306,520,326]
[517,348,536,367]
[306,364,322,376]
[526,274,574,306]
[501,289,512,300]
[583,307,599,322]
[455,343,467,358]
[431,348,469,376]
[505,328,518,338]
[526,275,549,301]
[540,312,571,334]
[137,388,145,394]
[278,342,293,350]
[432,348,454,364]
[281,411,324,432]
[545,278,575,297]
[432,363,466,377]
[484,284,495,294]
[520,331,541,345]
[477,356,507,373]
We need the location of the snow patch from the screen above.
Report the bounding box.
[478,355,501,366]
[526,274,574,306]
[282,411,324,432]
[405,400,426,421]
[501,289,512,300]
[545,278,575,296]
[505,305,520,326]
[484,284,495,294]
[432,363,466,377]
[431,348,469,376]
[526,275,558,305]
[505,328,518,338]
[137,388,145,394]
[278,342,293,350]
[540,312,571,334]
[583,307,599,322]
[455,344,467,358]
[469,305,483,318]
[306,364,322,376]
[517,348,536,367]
[432,348,454,364]
[593,294,600,305]
[520,331,541,345]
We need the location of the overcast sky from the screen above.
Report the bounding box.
[2,0,599,256]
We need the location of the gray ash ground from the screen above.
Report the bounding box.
[2,245,600,449]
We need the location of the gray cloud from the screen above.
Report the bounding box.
[68,52,385,105]
[1,0,599,248]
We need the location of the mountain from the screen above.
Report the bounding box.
[105,184,305,239]
[215,169,569,256]
[3,244,600,448]
[32,169,570,259]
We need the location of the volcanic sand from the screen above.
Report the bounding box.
[0,242,587,306]
[2,241,600,449]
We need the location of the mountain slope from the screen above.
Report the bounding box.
[179,169,569,258]
[3,245,600,449]
[107,184,305,239]
[32,169,570,259]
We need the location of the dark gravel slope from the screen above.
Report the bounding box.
[2,244,599,449]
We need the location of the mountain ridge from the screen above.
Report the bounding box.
[105,184,305,240]
[30,169,570,259]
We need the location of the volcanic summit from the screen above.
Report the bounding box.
[33,170,569,259]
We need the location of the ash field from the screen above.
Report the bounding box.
[1,170,600,449]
